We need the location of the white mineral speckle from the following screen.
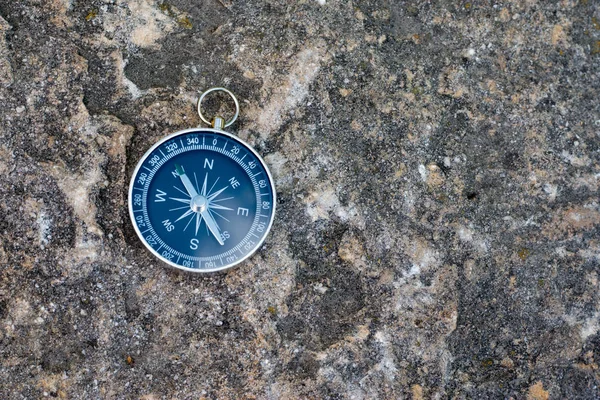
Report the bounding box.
[305,188,340,221]
[36,209,51,246]
[123,71,144,100]
[418,164,428,182]
[250,43,329,139]
[374,331,398,381]
[457,226,474,242]
[544,183,558,201]
[579,312,600,341]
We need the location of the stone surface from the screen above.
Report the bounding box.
[0,0,599,398]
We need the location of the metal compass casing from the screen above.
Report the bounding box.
[128,88,276,273]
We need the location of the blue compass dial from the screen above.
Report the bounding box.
[128,129,276,272]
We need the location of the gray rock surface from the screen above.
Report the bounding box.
[0,0,599,398]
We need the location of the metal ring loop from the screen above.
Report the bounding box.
[197,87,240,128]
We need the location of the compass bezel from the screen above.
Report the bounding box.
[128,127,276,273]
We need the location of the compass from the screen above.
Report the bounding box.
[128,88,276,272]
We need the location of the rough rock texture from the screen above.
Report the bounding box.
[0,0,599,398]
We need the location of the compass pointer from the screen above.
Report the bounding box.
[201,209,224,245]
[175,164,199,198]
[210,209,230,222]
[194,212,202,236]
[183,212,195,232]
[169,197,192,205]
[173,186,191,197]
[168,205,189,212]
[211,196,233,203]
[201,172,208,196]
[194,172,201,194]
[207,177,219,197]
[175,208,195,223]
[208,203,233,211]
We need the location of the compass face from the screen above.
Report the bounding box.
[128,128,276,272]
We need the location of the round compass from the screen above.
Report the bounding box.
[128,127,276,272]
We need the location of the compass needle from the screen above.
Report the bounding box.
[175,164,199,198]
[201,209,224,245]
[207,186,228,201]
[128,87,275,272]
